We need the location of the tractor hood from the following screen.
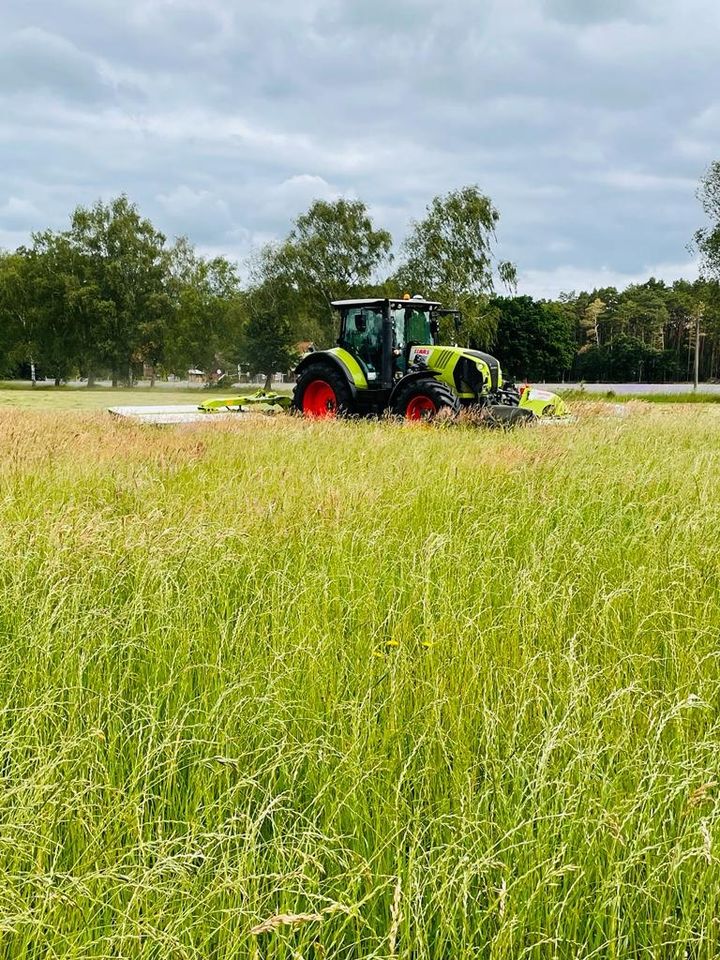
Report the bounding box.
[408,345,502,398]
[461,349,501,391]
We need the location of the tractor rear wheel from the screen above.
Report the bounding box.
[292,364,354,418]
[391,379,460,421]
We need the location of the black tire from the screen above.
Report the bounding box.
[391,378,461,420]
[292,362,355,418]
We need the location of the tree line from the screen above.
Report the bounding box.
[2,169,720,386]
[0,197,245,387]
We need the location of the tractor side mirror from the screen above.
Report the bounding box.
[454,314,462,333]
[429,319,439,338]
[355,312,367,332]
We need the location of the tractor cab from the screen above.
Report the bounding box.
[333,295,442,385]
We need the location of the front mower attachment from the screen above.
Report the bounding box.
[485,405,536,428]
[198,390,292,414]
[518,387,570,419]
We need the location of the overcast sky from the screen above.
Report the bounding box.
[1,0,718,297]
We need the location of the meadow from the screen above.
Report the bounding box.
[1,400,720,958]
[0,385,217,412]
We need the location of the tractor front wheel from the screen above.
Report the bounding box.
[392,379,460,421]
[292,364,354,418]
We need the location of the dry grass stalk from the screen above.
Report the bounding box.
[250,903,348,936]
[701,819,713,864]
[603,812,626,846]
[498,877,507,919]
[250,912,325,935]
[388,876,402,957]
[688,781,717,809]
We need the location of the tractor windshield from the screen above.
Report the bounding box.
[392,306,434,349]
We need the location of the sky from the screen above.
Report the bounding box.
[1,0,718,298]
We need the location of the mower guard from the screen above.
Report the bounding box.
[518,387,570,418]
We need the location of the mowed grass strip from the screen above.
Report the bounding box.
[0,406,719,958]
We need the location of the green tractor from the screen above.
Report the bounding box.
[292,295,566,423]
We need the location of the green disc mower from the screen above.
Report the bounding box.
[199,389,292,414]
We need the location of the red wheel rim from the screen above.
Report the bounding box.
[405,395,437,420]
[302,379,338,418]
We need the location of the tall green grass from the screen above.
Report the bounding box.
[1,406,719,958]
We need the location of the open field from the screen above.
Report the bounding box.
[0,385,288,410]
[0,386,294,412]
[0,386,209,412]
[1,404,720,957]
[0,384,717,416]
[544,383,720,397]
[558,389,720,405]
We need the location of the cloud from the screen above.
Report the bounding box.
[0,27,111,102]
[542,0,656,24]
[593,171,698,192]
[0,0,714,291]
[0,197,44,231]
[519,259,701,300]
[155,185,233,243]
[264,174,342,217]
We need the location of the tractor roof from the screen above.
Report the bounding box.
[331,297,442,310]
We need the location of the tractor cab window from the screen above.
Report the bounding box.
[340,307,383,377]
[392,306,435,349]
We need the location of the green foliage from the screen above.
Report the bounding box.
[559,278,720,382]
[0,250,39,377]
[395,185,516,300]
[166,239,244,378]
[612,280,670,348]
[489,295,575,380]
[25,236,80,384]
[237,279,300,388]
[695,160,720,279]
[575,333,676,382]
[272,199,392,343]
[66,195,172,382]
[6,180,720,389]
[394,185,517,347]
[0,198,246,386]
